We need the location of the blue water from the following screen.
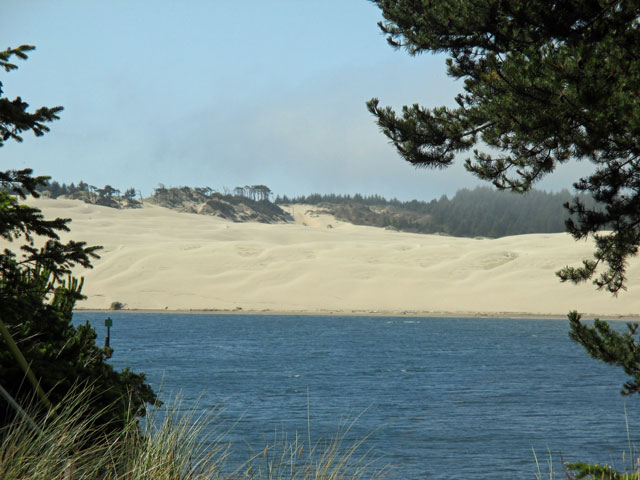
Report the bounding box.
[74,313,640,479]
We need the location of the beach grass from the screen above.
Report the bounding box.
[5,388,640,480]
[0,388,386,480]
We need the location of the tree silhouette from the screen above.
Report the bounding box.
[368,0,640,294]
[0,45,158,432]
[368,1,640,417]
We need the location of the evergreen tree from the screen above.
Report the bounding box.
[123,187,137,200]
[368,1,640,295]
[0,45,158,432]
[568,311,640,396]
[367,2,640,406]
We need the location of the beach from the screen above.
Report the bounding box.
[19,198,640,319]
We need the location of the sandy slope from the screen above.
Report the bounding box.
[13,198,640,318]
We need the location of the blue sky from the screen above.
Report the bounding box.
[3,1,586,200]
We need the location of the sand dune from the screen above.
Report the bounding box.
[14,198,640,318]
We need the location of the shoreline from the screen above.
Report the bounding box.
[73,308,640,321]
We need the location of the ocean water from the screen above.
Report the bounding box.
[74,312,640,479]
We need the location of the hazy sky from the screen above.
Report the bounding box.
[3,1,587,201]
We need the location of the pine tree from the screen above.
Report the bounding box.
[368,2,640,402]
[368,1,640,294]
[568,311,640,396]
[0,45,158,431]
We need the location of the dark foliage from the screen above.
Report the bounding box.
[569,311,640,397]
[0,46,63,146]
[368,1,640,294]
[367,4,640,472]
[566,309,640,476]
[34,181,142,209]
[564,461,628,480]
[279,187,599,238]
[150,185,290,223]
[0,266,157,431]
[0,45,158,433]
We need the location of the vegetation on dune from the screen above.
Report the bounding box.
[278,187,602,238]
[35,181,292,223]
[148,185,291,223]
[39,178,608,238]
[36,180,143,208]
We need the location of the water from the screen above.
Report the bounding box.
[74,312,640,479]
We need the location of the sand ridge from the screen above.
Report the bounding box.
[14,198,640,318]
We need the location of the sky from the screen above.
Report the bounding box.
[3,1,589,201]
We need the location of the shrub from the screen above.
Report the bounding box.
[110,301,125,310]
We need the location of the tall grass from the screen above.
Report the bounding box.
[534,419,640,480]
[242,416,384,480]
[0,388,386,480]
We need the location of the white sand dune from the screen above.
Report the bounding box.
[15,198,640,318]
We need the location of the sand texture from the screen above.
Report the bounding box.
[12,198,640,318]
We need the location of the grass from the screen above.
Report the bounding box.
[533,412,640,480]
[533,451,640,480]
[0,388,387,480]
[5,387,640,480]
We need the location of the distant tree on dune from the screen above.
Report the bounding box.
[194,186,208,197]
[96,184,117,200]
[253,185,272,202]
[123,187,136,200]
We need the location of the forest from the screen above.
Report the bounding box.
[276,187,600,238]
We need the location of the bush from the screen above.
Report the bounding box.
[110,301,125,310]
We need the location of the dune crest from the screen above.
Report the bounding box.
[17,198,640,318]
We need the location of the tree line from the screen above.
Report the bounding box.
[154,183,273,202]
[36,181,274,204]
[35,181,605,238]
[35,180,142,208]
[277,187,601,238]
